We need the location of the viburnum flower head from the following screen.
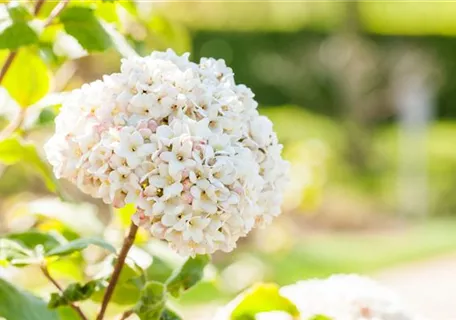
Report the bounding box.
[45,49,289,256]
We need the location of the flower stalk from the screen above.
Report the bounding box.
[96,221,139,320]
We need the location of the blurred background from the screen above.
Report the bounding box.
[2,1,456,319]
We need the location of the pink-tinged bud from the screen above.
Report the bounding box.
[182,191,193,204]
[137,120,148,129]
[182,178,192,191]
[234,187,244,195]
[181,169,189,179]
[148,120,158,132]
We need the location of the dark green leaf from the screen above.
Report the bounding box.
[134,281,166,320]
[230,283,300,320]
[6,231,62,252]
[165,255,210,298]
[0,278,60,320]
[1,49,50,107]
[46,237,116,257]
[160,308,182,320]
[0,22,38,50]
[48,280,102,308]
[59,6,112,51]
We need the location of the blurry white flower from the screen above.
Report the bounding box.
[45,49,288,256]
[280,274,420,320]
[53,31,88,59]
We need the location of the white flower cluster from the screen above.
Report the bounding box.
[45,49,288,256]
[278,274,419,320]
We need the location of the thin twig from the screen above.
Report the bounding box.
[34,0,46,15]
[0,0,49,85]
[40,264,89,320]
[0,51,17,84]
[119,310,134,320]
[44,0,70,27]
[0,108,26,140]
[97,222,139,320]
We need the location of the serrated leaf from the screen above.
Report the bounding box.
[134,281,166,320]
[0,278,60,320]
[230,283,300,320]
[46,237,116,257]
[0,21,38,50]
[160,308,182,320]
[48,280,102,309]
[0,136,56,191]
[59,6,112,51]
[165,255,210,298]
[1,49,50,107]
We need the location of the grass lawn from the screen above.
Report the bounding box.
[179,218,456,304]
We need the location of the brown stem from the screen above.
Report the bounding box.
[97,222,139,320]
[44,0,70,27]
[0,0,50,85]
[119,310,134,320]
[34,0,46,15]
[0,51,17,84]
[40,265,88,320]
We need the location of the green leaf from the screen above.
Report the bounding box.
[146,256,174,283]
[59,6,112,51]
[160,308,182,320]
[0,278,60,320]
[1,49,50,107]
[165,255,210,298]
[46,237,116,257]
[0,136,56,191]
[7,4,32,22]
[134,281,166,320]
[230,283,300,320]
[0,238,34,266]
[91,261,143,306]
[309,316,332,320]
[6,231,62,252]
[48,280,102,308]
[0,21,38,50]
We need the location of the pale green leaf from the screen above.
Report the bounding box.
[0,136,56,191]
[6,230,62,252]
[46,237,116,257]
[230,283,300,320]
[0,238,33,267]
[91,261,143,306]
[2,49,50,107]
[165,255,210,298]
